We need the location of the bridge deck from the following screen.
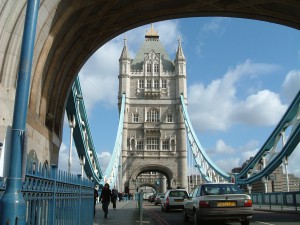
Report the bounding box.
[93,198,300,225]
[94,199,144,225]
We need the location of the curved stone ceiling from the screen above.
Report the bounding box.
[1,0,300,141]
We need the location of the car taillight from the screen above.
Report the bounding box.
[199,200,210,208]
[166,197,169,205]
[244,199,252,207]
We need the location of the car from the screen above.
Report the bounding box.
[183,183,253,225]
[150,194,157,203]
[148,194,153,202]
[161,189,188,212]
[154,193,165,205]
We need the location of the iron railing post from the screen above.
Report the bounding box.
[78,174,82,225]
[49,165,57,225]
[0,0,40,224]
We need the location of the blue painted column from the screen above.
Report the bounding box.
[0,0,40,224]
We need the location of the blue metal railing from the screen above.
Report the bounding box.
[181,91,300,185]
[66,77,103,184]
[236,90,300,185]
[103,93,125,188]
[252,191,300,211]
[1,163,94,225]
[66,78,126,188]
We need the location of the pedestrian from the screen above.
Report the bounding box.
[118,192,123,202]
[124,192,128,201]
[100,183,112,218]
[94,188,99,217]
[111,188,118,209]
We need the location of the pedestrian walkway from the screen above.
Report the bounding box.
[94,200,153,225]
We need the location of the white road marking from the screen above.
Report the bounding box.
[255,221,275,225]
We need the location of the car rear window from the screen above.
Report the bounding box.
[201,184,244,195]
[169,191,188,197]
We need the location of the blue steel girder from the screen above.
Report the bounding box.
[66,77,103,184]
[103,94,125,188]
[236,90,300,185]
[180,95,231,183]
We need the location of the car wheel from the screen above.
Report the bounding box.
[183,209,189,222]
[164,205,169,213]
[241,219,250,225]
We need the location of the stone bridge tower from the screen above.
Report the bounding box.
[118,25,187,193]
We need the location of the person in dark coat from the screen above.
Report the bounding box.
[94,188,98,216]
[111,188,118,209]
[100,183,112,218]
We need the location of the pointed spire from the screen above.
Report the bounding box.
[124,35,127,47]
[145,23,159,39]
[175,35,185,61]
[120,35,130,60]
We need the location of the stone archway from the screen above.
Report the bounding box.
[1,0,300,166]
[138,183,157,192]
[128,164,174,193]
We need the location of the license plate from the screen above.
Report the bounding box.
[217,201,236,207]
[174,199,183,202]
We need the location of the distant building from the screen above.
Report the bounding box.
[233,158,300,193]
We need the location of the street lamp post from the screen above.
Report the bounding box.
[68,116,76,173]
[0,0,40,224]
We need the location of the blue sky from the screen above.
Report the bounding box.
[59,17,300,178]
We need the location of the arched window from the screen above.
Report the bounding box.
[171,139,176,151]
[130,139,136,150]
[147,109,159,122]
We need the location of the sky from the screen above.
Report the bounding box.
[58,17,300,180]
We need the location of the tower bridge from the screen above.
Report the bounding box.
[0,1,300,224]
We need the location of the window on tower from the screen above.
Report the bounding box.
[147,64,152,73]
[162,80,167,88]
[154,64,159,73]
[162,140,170,150]
[137,140,144,150]
[138,80,144,88]
[133,113,139,122]
[167,114,173,123]
[147,109,159,122]
[147,137,159,150]
[146,80,152,88]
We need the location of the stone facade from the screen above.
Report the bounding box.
[118,26,188,193]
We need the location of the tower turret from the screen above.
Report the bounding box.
[118,36,131,103]
[175,36,187,98]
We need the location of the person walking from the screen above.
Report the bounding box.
[111,188,118,209]
[100,183,112,218]
[94,188,99,217]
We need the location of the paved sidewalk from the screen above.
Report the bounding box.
[94,200,153,225]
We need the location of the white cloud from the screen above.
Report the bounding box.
[79,41,123,113]
[215,158,240,173]
[210,139,235,154]
[79,21,180,115]
[202,17,230,34]
[97,151,112,172]
[233,90,287,126]
[282,70,300,103]
[58,142,82,174]
[188,60,286,132]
